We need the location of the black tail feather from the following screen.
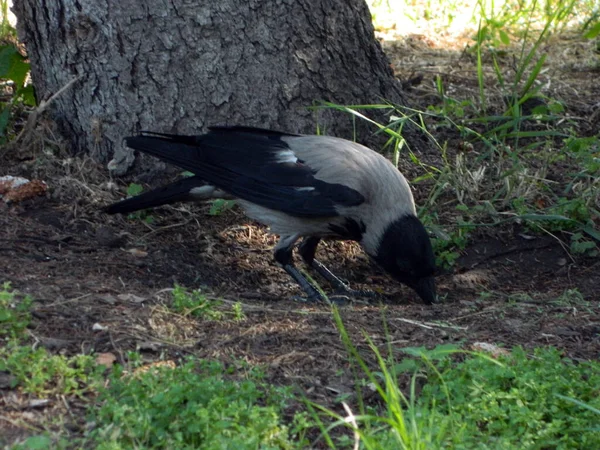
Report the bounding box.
[134,131,200,146]
[104,176,204,214]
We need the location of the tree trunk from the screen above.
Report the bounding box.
[13,0,406,175]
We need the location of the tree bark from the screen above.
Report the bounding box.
[13,0,406,175]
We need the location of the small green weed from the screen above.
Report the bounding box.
[126,182,144,197]
[89,359,310,449]
[209,198,236,216]
[431,229,468,268]
[570,232,599,256]
[506,291,535,305]
[423,211,471,268]
[0,282,32,340]
[549,288,591,308]
[477,288,595,311]
[231,301,247,322]
[171,284,245,321]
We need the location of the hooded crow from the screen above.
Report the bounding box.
[104,126,437,304]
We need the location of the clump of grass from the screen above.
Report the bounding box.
[311,308,461,449]
[0,283,104,398]
[313,310,600,449]
[171,284,246,321]
[88,359,311,449]
[417,346,600,449]
[0,282,32,340]
[0,341,103,397]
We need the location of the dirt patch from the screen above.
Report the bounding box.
[1,187,598,355]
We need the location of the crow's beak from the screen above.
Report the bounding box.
[413,276,437,304]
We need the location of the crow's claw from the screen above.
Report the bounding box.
[291,293,349,306]
[333,287,378,298]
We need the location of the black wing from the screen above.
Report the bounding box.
[124,127,365,218]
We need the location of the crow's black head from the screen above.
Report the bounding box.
[373,215,437,304]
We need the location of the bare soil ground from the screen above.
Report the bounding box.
[1,31,599,446]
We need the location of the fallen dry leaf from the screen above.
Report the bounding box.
[471,342,511,358]
[132,360,176,377]
[0,176,47,203]
[126,248,148,257]
[96,352,117,368]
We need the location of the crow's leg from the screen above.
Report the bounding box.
[298,237,377,299]
[298,237,347,289]
[274,234,326,303]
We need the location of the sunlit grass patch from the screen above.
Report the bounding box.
[367,0,599,40]
[88,359,311,449]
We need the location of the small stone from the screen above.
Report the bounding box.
[92,323,108,331]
